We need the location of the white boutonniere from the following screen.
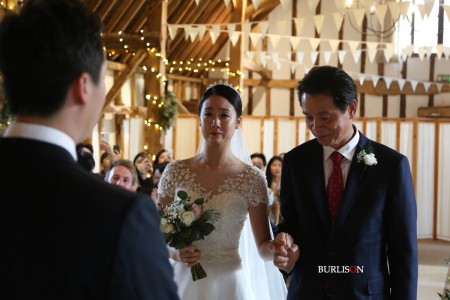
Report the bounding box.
[356,150,377,166]
[356,143,377,179]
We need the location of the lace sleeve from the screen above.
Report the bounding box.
[157,161,177,198]
[246,166,270,206]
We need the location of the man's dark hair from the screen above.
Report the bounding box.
[0,0,104,117]
[250,152,267,167]
[296,66,358,113]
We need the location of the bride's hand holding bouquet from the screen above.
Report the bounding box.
[159,190,220,281]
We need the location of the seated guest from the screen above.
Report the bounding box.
[105,159,139,192]
[251,152,267,171]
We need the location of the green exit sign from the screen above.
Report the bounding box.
[437,74,450,82]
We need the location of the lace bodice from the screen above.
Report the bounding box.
[158,160,269,264]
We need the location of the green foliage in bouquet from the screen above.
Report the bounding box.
[159,190,220,281]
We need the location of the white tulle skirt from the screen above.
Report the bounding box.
[171,217,287,300]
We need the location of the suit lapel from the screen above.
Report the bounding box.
[307,142,331,234]
[333,133,370,230]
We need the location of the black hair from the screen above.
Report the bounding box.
[266,156,283,188]
[153,149,167,171]
[296,66,358,113]
[0,0,104,117]
[133,151,149,165]
[76,147,95,172]
[155,162,169,176]
[250,152,267,167]
[198,84,242,118]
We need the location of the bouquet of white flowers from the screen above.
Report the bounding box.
[160,190,220,281]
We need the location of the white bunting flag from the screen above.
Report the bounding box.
[332,12,344,31]
[252,0,260,10]
[294,18,305,35]
[374,4,388,26]
[310,51,319,64]
[423,82,432,92]
[227,23,236,37]
[290,63,297,74]
[358,73,366,86]
[443,47,450,59]
[352,9,366,29]
[347,41,360,53]
[209,25,220,44]
[416,4,427,20]
[323,51,332,64]
[426,46,434,58]
[410,80,419,91]
[268,34,282,50]
[280,0,292,11]
[388,2,401,22]
[224,0,231,7]
[307,0,320,12]
[328,39,340,53]
[184,25,190,41]
[249,32,262,48]
[230,32,240,46]
[437,83,444,92]
[168,25,178,40]
[313,15,325,34]
[352,50,362,64]
[372,75,381,88]
[444,5,450,21]
[398,79,406,91]
[258,21,269,35]
[383,77,394,89]
[289,36,301,51]
[383,44,394,62]
[401,48,409,62]
[198,25,206,40]
[271,51,280,63]
[308,38,320,51]
[368,48,378,63]
[399,2,410,18]
[189,27,198,42]
[296,51,305,64]
[436,44,444,59]
[418,47,426,61]
[338,50,347,64]
[195,0,200,6]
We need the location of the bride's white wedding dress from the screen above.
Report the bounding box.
[159,160,287,300]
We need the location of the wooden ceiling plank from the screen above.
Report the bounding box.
[96,0,117,23]
[87,0,102,12]
[104,0,134,33]
[112,0,146,33]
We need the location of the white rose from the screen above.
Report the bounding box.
[160,218,168,226]
[363,153,377,166]
[160,222,175,234]
[180,211,195,227]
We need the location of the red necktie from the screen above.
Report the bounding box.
[327,151,344,225]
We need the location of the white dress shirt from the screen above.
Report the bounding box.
[323,129,360,188]
[4,122,77,161]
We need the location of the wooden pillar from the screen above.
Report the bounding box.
[228,0,246,90]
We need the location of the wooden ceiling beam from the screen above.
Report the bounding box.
[103,50,147,110]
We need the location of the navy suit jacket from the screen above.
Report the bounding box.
[0,138,179,300]
[278,132,418,300]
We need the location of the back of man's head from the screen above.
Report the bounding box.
[0,0,104,117]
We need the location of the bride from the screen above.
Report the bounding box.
[158,83,289,299]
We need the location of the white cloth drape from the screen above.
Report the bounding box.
[437,123,450,240]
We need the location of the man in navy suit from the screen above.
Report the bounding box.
[0,1,178,299]
[274,66,418,299]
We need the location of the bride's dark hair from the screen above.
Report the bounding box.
[198,83,242,118]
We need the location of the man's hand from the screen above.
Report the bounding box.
[272,232,300,272]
